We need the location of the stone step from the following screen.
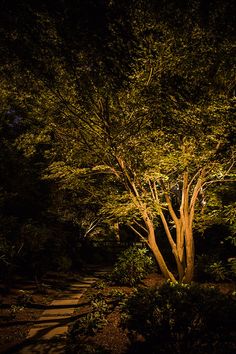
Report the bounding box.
[18,341,66,354]
[50,299,79,306]
[42,308,75,316]
[69,283,92,289]
[27,326,68,339]
[82,277,98,282]
[36,314,73,321]
[93,271,109,276]
[43,326,68,339]
[57,292,84,299]
[28,322,61,330]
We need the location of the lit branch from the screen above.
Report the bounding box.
[148,180,156,200]
[224,152,235,175]
[84,218,102,238]
[187,169,201,192]
[128,224,149,245]
[146,66,153,86]
[202,178,236,188]
[159,209,177,250]
[160,179,179,224]
[133,220,148,234]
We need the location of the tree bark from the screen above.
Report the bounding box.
[142,209,177,283]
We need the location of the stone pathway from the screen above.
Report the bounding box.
[13,267,111,354]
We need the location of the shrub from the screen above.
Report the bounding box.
[66,341,110,354]
[109,246,154,286]
[70,295,110,336]
[195,255,229,282]
[93,280,107,290]
[122,282,236,353]
[73,311,108,336]
[109,289,126,302]
[205,261,228,281]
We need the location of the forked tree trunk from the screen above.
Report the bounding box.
[116,155,204,284]
[146,211,195,284]
[141,170,204,284]
[130,187,197,283]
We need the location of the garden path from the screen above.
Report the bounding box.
[10,266,111,354]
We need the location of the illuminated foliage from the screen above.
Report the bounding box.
[0,0,235,282]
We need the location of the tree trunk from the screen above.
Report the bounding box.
[182,221,195,283]
[143,210,177,283]
[113,222,120,241]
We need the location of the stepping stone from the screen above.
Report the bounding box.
[82,277,98,282]
[93,271,108,276]
[27,327,47,338]
[43,326,68,339]
[42,308,75,316]
[27,320,71,338]
[69,283,91,288]
[27,319,60,330]
[59,290,84,295]
[18,341,66,354]
[58,293,84,299]
[35,315,72,322]
[27,325,68,340]
[33,322,61,328]
[50,299,79,306]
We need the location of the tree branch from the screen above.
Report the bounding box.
[202,178,236,188]
[128,224,149,245]
[146,66,153,86]
[133,220,149,234]
[159,209,177,250]
[189,169,205,224]
[84,218,102,238]
[160,179,179,224]
[187,169,201,193]
[148,180,156,201]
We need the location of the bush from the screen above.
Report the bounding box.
[109,246,154,286]
[195,255,229,282]
[122,282,236,354]
[66,342,110,354]
[70,295,110,336]
[207,261,228,281]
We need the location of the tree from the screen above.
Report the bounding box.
[1,0,235,282]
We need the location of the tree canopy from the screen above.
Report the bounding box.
[0,0,235,282]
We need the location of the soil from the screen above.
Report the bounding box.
[0,271,235,354]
